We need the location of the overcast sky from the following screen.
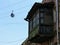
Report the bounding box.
[0,0,42,45]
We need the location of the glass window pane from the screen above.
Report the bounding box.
[30,20,32,32]
[40,13,44,17]
[33,17,36,28]
[36,13,39,25]
[41,19,44,23]
[40,26,53,34]
[33,11,39,28]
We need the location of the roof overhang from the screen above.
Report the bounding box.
[25,2,54,21]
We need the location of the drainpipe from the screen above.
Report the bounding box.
[56,0,59,45]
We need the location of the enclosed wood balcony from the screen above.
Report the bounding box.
[28,25,56,43]
[25,2,55,43]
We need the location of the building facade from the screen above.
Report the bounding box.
[22,0,60,45]
[43,0,60,45]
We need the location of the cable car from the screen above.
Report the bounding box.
[10,10,15,18]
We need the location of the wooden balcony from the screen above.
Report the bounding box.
[28,26,56,43]
[25,2,55,43]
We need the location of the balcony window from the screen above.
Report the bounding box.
[41,19,44,24]
[44,15,53,24]
[33,16,36,28]
[40,13,44,17]
[29,10,39,32]
[40,9,44,12]
[40,12,44,24]
[36,12,39,25]
[33,10,39,28]
[29,20,33,32]
[40,26,53,34]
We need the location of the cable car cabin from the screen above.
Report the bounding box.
[25,2,56,43]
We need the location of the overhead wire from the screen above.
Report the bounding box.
[0,40,21,45]
[0,2,33,18]
[0,39,21,44]
[0,0,33,18]
[0,0,42,13]
[0,0,41,45]
[0,0,34,25]
[0,0,43,25]
[0,0,25,10]
[0,0,32,10]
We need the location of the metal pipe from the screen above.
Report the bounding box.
[56,0,59,45]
